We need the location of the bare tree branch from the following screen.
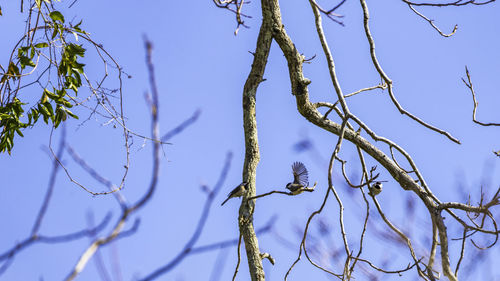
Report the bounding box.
[139,151,232,280]
[462,66,500,126]
[407,4,458,37]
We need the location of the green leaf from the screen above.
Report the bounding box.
[61,109,67,121]
[67,44,85,57]
[34,42,49,48]
[62,99,73,108]
[31,108,40,124]
[44,102,54,122]
[51,26,59,39]
[15,128,24,137]
[54,107,62,128]
[38,103,50,124]
[43,88,58,100]
[19,55,36,69]
[49,11,65,23]
[64,107,78,119]
[19,46,30,54]
[73,20,83,31]
[30,45,35,59]
[6,62,20,80]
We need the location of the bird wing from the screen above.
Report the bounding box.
[227,182,247,197]
[291,162,309,186]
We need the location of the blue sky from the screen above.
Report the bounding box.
[1,0,500,280]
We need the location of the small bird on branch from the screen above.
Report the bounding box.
[221,182,248,206]
[286,162,314,195]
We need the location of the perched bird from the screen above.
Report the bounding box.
[221,182,248,206]
[286,162,309,195]
[369,181,383,196]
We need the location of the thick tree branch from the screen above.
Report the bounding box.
[238,1,274,280]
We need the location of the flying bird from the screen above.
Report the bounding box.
[286,162,309,195]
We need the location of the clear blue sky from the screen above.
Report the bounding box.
[1,0,499,280]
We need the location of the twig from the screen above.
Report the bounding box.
[138,152,232,281]
[407,4,458,37]
[462,66,500,126]
[286,119,348,280]
[455,228,467,276]
[344,83,387,98]
[353,256,421,275]
[402,0,495,7]
[248,182,317,200]
[31,126,65,235]
[64,37,163,281]
[161,109,201,141]
[191,216,275,254]
[371,197,429,280]
[360,0,460,144]
[232,234,243,281]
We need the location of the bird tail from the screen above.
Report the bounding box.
[221,197,230,206]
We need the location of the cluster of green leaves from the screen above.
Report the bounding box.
[0,89,78,155]
[59,43,85,93]
[0,6,88,154]
[0,98,28,154]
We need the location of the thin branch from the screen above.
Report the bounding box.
[372,197,429,280]
[344,83,387,98]
[231,234,243,281]
[348,147,371,276]
[161,109,201,142]
[286,119,348,280]
[310,0,346,25]
[248,182,317,200]
[402,0,495,7]
[139,152,232,281]
[455,228,467,276]
[191,216,275,254]
[65,37,163,281]
[87,212,112,281]
[407,4,458,37]
[353,256,421,275]
[462,66,500,126]
[31,126,66,235]
[427,217,438,280]
[0,214,111,263]
[360,0,460,144]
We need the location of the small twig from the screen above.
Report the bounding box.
[401,0,495,7]
[31,126,66,235]
[287,119,349,280]
[0,214,111,263]
[248,182,317,200]
[344,83,387,98]
[87,212,112,281]
[455,228,467,276]
[353,256,421,275]
[232,234,243,281]
[161,109,201,142]
[407,4,458,37]
[462,66,500,127]
[138,152,232,281]
[360,0,461,144]
[349,147,371,276]
[371,196,429,279]
[310,0,346,25]
[191,216,275,254]
[260,253,275,265]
